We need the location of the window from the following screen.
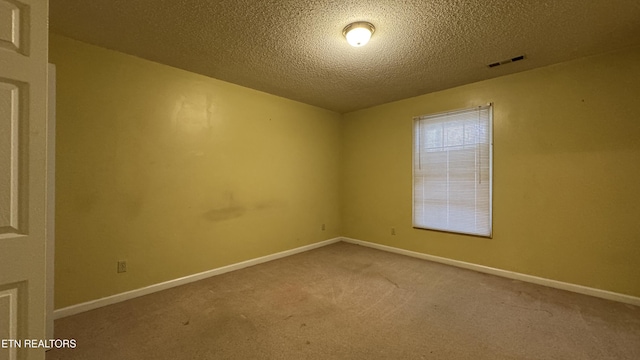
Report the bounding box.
[413,104,493,237]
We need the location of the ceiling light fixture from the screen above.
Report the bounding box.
[343,22,375,47]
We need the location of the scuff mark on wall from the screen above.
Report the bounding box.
[170,92,213,134]
[203,206,247,222]
[202,193,288,223]
[170,90,218,156]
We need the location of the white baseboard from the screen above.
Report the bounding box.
[55,235,639,319]
[54,237,342,319]
[341,237,640,307]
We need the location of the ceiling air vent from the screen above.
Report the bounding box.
[487,55,526,68]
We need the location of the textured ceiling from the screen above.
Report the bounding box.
[50,0,640,113]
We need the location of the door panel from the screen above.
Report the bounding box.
[0,0,49,359]
[0,286,18,360]
[0,0,24,54]
[0,80,24,236]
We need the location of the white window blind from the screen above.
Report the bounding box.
[413,104,493,237]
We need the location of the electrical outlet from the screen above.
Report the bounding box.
[322,223,326,231]
[117,260,127,273]
[391,228,396,235]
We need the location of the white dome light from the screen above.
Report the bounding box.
[343,22,375,47]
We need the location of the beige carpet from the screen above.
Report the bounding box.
[47,242,640,359]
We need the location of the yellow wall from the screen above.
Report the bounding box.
[51,33,640,308]
[342,45,640,297]
[50,35,342,309]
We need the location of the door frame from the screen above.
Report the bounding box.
[45,63,56,341]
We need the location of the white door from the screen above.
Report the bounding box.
[0,1,49,360]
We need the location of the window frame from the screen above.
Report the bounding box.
[412,104,494,238]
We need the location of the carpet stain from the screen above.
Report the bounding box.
[381,275,400,288]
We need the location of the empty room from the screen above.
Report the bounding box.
[1,1,639,359]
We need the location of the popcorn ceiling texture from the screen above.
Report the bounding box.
[50,0,640,113]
